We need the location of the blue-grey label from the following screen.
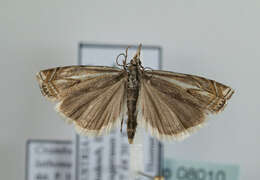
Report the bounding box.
[164,158,239,180]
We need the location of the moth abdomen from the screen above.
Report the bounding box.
[126,62,141,144]
[127,127,137,144]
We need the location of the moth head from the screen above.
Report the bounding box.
[116,44,143,69]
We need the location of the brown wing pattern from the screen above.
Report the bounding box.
[137,70,234,140]
[36,66,127,135]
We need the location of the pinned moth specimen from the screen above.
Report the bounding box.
[36,44,234,144]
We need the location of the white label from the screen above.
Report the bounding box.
[26,140,73,180]
[76,44,162,180]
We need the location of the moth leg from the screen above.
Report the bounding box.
[120,117,124,132]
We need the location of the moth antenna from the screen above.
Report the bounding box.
[116,53,127,69]
[116,46,132,70]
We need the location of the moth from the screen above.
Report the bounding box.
[36,44,234,144]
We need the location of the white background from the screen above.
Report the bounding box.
[0,0,259,179]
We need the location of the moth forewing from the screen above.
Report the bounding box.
[36,65,128,136]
